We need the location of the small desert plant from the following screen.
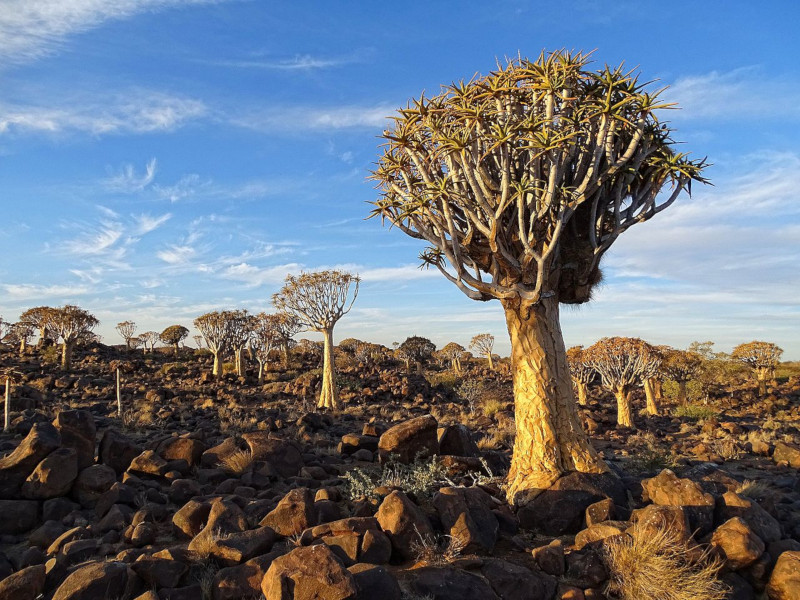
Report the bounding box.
[481,397,505,418]
[604,526,728,600]
[456,379,484,414]
[411,530,465,566]
[709,438,742,461]
[628,432,676,473]
[343,455,453,501]
[735,479,775,501]
[220,449,254,475]
[674,404,718,421]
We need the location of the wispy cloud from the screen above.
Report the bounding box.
[0,90,207,136]
[63,218,125,257]
[133,212,172,234]
[207,53,365,71]
[104,158,157,192]
[2,283,91,301]
[0,0,230,64]
[668,67,800,121]
[157,244,198,265]
[231,104,390,132]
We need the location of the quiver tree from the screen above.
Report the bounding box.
[2,369,22,432]
[641,345,664,415]
[662,348,702,405]
[585,337,657,429]
[397,336,436,373]
[273,313,302,365]
[140,331,160,353]
[227,310,256,377]
[193,334,204,349]
[273,270,360,410]
[18,306,55,347]
[0,317,8,346]
[194,312,231,379]
[566,346,594,406]
[440,342,466,373]
[252,313,282,381]
[731,341,783,397]
[45,305,99,370]
[116,321,137,350]
[470,333,496,369]
[370,50,707,501]
[7,322,34,354]
[159,325,188,355]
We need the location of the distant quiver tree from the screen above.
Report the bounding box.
[371,50,707,502]
[45,305,99,370]
[273,270,359,410]
[731,341,783,397]
[160,325,188,355]
[470,333,496,369]
[116,321,137,350]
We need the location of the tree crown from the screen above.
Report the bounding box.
[159,325,189,346]
[584,337,657,390]
[273,270,360,332]
[731,341,783,370]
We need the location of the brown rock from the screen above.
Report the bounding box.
[711,517,766,570]
[131,557,189,588]
[189,498,249,556]
[718,491,782,544]
[261,544,358,600]
[156,437,205,467]
[376,490,434,561]
[173,499,211,538]
[437,425,478,457]
[241,433,303,478]
[767,551,800,600]
[641,469,715,535]
[72,464,117,507]
[21,448,78,499]
[574,522,628,550]
[585,498,616,526]
[480,558,558,600]
[0,422,61,498]
[773,442,800,468]
[433,486,498,553]
[0,499,39,534]
[213,552,282,600]
[378,414,439,463]
[0,564,46,600]
[53,410,96,470]
[128,450,169,477]
[259,488,316,536]
[347,564,402,600]
[630,504,694,546]
[52,561,130,600]
[402,566,499,600]
[99,429,142,474]
[532,539,565,576]
[201,437,241,469]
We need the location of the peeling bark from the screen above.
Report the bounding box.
[503,296,607,505]
[614,387,635,428]
[755,368,769,397]
[318,328,339,410]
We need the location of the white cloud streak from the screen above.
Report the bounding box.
[231,105,391,132]
[104,158,157,192]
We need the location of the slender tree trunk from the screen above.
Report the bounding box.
[614,386,635,428]
[173,343,179,356]
[644,379,658,415]
[212,351,222,379]
[19,339,26,355]
[258,360,265,383]
[654,379,663,400]
[234,348,246,376]
[576,381,588,406]
[61,342,73,370]
[281,343,290,366]
[487,352,494,370]
[4,379,10,432]
[404,358,410,371]
[503,297,607,505]
[318,328,339,410]
[756,369,768,397]
[116,368,122,416]
[677,380,688,405]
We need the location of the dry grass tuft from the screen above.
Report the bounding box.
[604,526,728,600]
[411,531,465,566]
[735,479,775,501]
[220,449,254,475]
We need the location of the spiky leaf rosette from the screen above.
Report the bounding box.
[371,50,708,306]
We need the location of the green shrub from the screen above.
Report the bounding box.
[662,379,704,403]
[674,404,718,420]
[426,371,461,391]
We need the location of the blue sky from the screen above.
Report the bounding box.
[1,0,798,358]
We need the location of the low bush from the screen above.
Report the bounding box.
[674,404,718,420]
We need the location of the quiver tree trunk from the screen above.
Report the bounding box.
[755,368,769,397]
[212,352,223,379]
[318,329,339,410]
[4,379,10,432]
[19,339,26,355]
[644,378,658,415]
[257,360,265,382]
[575,381,589,406]
[234,348,246,377]
[503,297,607,505]
[677,380,688,405]
[282,343,290,366]
[61,343,73,371]
[172,343,179,355]
[487,353,494,370]
[614,386,635,428]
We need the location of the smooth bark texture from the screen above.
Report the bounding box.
[318,329,339,410]
[487,353,494,370]
[614,388,635,428]
[116,368,122,416]
[212,352,222,379]
[61,343,73,370]
[4,379,10,432]
[755,369,769,397]
[234,348,246,377]
[644,379,658,415]
[504,297,606,505]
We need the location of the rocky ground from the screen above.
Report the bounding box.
[1,342,799,600]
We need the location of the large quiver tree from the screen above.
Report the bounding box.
[371,51,706,502]
[273,270,359,410]
[45,305,99,370]
[194,312,231,379]
[731,341,783,397]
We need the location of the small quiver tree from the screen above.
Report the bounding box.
[662,348,703,406]
[585,337,657,429]
[19,306,54,347]
[273,270,359,410]
[273,312,302,365]
[397,336,436,374]
[731,341,783,397]
[0,317,8,349]
[192,334,204,349]
[194,312,231,379]
[470,333,495,370]
[140,331,160,353]
[116,320,137,351]
[440,342,466,374]
[226,310,255,377]
[566,346,594,406]
[160,325,189,356]
[252,313,282,381]
[45,305,99,370]
[370,50,707,501]
[7,322,35,354]
[641,345,664,415]
[1,369,22,432]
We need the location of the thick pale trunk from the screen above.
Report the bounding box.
[677,380,688,405]
[282,343,290,366]
[576,381,588,406]
[451,359,460,374]
[755,369,768,396]
[614,387,635,428]
[212,352,222,379]
[487,352,494,370]
[644,379,658,415]
[318,329,339,410]
[19,339,26,355]
[173,343,179,355]
[61,342,73,370]
[234,348,246,376]
[404,358,410,371]
[503,297,607,505]
[4,379,10,432]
